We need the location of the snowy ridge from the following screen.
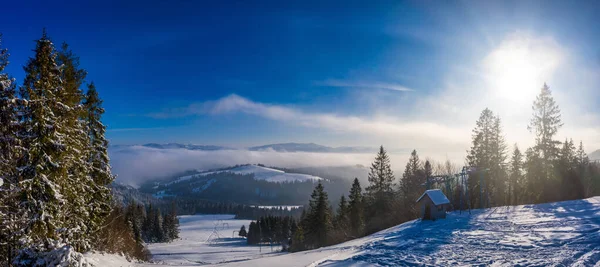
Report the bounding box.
[167,165,323,185]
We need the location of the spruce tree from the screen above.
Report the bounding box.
[348,178,364,238]
[335,195,349,236]
[83,82,114,244]
[0,33,21,265]
[466,108,507,208]
[15,31,69,251]
[528,83,562,202]
[508,145,523,205]
[304,182,332,248]
[365,146,395,232]
[55,42,95,251]
[558,139,582,200]
[239,225,247,237]
[399,150,423,218]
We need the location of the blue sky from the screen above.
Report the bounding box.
[2,0,599,155]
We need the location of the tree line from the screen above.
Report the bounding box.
[244,215,298,251]
[0,31,137,265]
[285,84,600,252]
[165,198,303,220]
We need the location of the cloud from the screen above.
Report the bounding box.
[109,146,462,187]
[315,79,415,92]
[148,93,470,151]
[109,146,374,187]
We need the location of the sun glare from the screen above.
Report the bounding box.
[484,35,561,105]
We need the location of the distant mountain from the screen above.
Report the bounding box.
[141,143,232,151]
[590,149,600,161]
[248,142,375,153]
[138,164,327,205]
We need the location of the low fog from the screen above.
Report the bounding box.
[109,146,465,187]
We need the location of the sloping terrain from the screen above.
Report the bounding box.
[222,197,600,266]
[194,165,323,183]
[89,197,600,266]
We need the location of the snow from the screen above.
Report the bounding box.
[152,190,176,199]
[192,178,216,193]
[167,165,323,185]
[199,165,322,183]
[253,205,302,211]
[416,189,450,205]
[84,252,135,267]
[138,214,282,266]
[91,197,600,266]
[221,197,600,266]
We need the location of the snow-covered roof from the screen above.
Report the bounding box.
[416,189,450,205]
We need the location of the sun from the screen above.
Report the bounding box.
[484,34,561,105]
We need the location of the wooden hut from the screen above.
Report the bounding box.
[416,189,451,220]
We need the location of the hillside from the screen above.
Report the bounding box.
[590,149,600,161]
[220,197,600,266]
[190,164,323,183]
[138,165,327,205]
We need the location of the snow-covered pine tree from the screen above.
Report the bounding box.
[0,33,23,266]
[55,42,96,252]
[15,30,70,256]
[82,82,114,247]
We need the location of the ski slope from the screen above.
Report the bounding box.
[139,214,282,266]
[221,197,600,266]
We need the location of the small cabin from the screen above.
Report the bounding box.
[416,189,451,220]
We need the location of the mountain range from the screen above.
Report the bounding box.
[112,142,376,153]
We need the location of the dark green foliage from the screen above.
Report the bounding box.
[399,150,424,219]
[365,146,396,234]
[246,216,297,246]
[348,178,364,238]
[238,225,247,237]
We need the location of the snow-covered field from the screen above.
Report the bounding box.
[140,214,282,266]
[91,197,600,266]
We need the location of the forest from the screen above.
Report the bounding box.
[0,31,155,265]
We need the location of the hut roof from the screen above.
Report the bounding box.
[416,189,450,205]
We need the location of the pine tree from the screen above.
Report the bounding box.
[348,178,364,238]
[0,33,22,266]
[239,225,247,237]
[466,108,507,208]
[15,30,69,251]
[399,150,423,218]
[334,195,349,236]
[576,141,592,197]
[558,139,582,200]
[83,82,114,245]
[508,145,523,205]
[528,83,562,202]
[304,182,332,248]
[365,146,396,232]
[55,42,96,251]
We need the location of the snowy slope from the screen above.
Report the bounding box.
[138,215,281,266]
[170,165,323,184]
[220,197,600,267]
